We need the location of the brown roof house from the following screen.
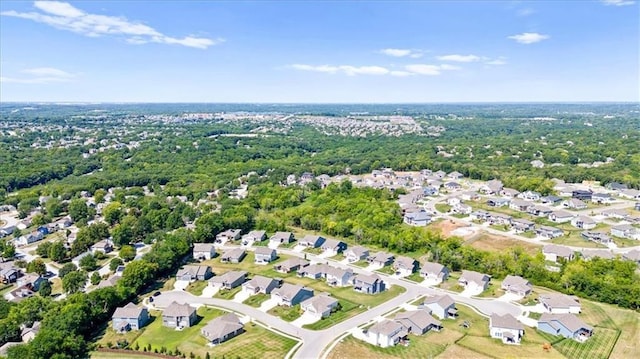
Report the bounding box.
[162,302,197,328]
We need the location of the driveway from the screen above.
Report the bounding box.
[259,297,279,312]
[233,289,251,303]
[497,292,523,302]
[200,285,219,298]
[291,312,320,327]
[173,280,190,291]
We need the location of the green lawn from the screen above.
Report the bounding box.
[268,304,302,322]
[213,285,242,300]
[185,280,207,296]
[303,300,366,330]
[375,266,396,275]
[475,280,505,298]
[435,203,452,213]
[550,233,606,248]
[132,307,297,359]
[352,260,369,268]
[91,351,162,359]
[405,272,424,283]
[550,327,619,359]
[202,252,292,277]
[283,276,406,308]
[243,293,270,308]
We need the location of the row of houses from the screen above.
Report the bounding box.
[543,244,640,265]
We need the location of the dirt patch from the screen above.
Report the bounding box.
[429,220,466,237]
[466,233,541,255]
[436,344,492,359]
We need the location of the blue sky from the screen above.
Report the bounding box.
[1,0,638,103]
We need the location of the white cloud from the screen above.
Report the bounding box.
[437,54,481,62]
[601,0,635,6]
[380,48,423,58]
[508,32,550,44]
[1,1,222,49]
[485,57,508,65]
[517,8,536,16]
[0,67,77,84]
[291,62,460,77]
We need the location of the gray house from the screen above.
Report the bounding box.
[193,243,216,260]
[201,313,244,344]
[274,258,309,273]
[299,235,325,248]
[345,246,369,263]
[501,275,532,297]
[301,294,339,319]
[176,265,213,281]
[269,232,295,246]
[423,295,457,320]
[393,256,418,277]
[209,271,247,290]
[271,283,314,307]
[112,302,150,332]
[220,248,247,263]
[367,252,394,267]
[419,262,449,283]
[353,273,385,294]
[394,310,442,335]
[254,247,277,264]
[538,313,593,341]
[242,275,280,295]
[242,230,267,244]
[320,238,347,256]
[162,302,197,328]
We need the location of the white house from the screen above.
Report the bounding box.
[549,210,574,224]
[570,216,596,230]
[363,319,408,348]
[423,295,457,320]
[458,270,490,292]
[539,293,581,314]
[489,314,524,345]
[419,262,449,284]
[193,243,216,260]
[543,245,574,263]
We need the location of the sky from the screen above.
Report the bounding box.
[0,0,639,103]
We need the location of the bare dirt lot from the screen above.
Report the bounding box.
[465,233,541,255]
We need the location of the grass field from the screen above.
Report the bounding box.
[131,306,296,359]
[91,351,166,359]
[303,300,366,330]
[475,279,505,298]
[243,293,270,307]
[466,234,541,255]
[549,233,606,248]
[185,280,207,296]
[213,285,242,300]
[267,304,302,322]
[435,203,452,213]
[437,273,464,293]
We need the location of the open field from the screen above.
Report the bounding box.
[437,272,464,293]
[475,278,505,298]
[243,293,269,307]
[268,304,302,322]
[436,343,492,359]
[549,234,606,248]
[201,252,292,277]
[465,233,541,255]
[457,331,565,359]
[213,285,242,300]
[131,307,296,359]
[427,219,466,238]
[91,351,169,359]
[185,281,207,296]
[303,299,366,330]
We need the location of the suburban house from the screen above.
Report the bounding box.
[254,247,277,264]
[580,249,614,261]
[325,266,354,287]
[393,256,418,277]
[321,238,347,256]
[500,188,520,198]
[367,252,395,267]
[460,191,480,201]
[71,251,92,268]
[14,231,44,247]
[539,293,581,314]
[193,243,216,260]
[549,210,574,224]
[423,295,457,320]
[543,245,575,263]
[269,232,295,246]
[536,226,564,239]
[215,229,242,244]
[619,189,640,200]
[488,213,512,226]
[591,193,615,204]
[489,314,525,345]
[481,179,503,195]
[220,248,247,263]
[0,267,20,284]
[452,203,472,215]
[364,320,408,348]
[571,216,596,230]
[519,191,541,201]
[538,313,593,341]
[459,270,491,292]
[162,302,198,328]
[112,302,150,332]
[90,239,113,254]
[299,235,325,248]
[209,271,247,290]
[444,181,461,191]
[419,261,449,284]
[241,230,267,245]
[201,313,244,345]
[448,171,464,179]
[470,210,490,222]
[610,224,640,240]
[300,294,339,319]
[242,275,280,295]
[509,199,533,212]
[487,198,510,207]
[511,218,535,233]
[572,190,593,201]
[541,195,563,205]
[273,258,309,273]
[176,265,213,281]
[562,198,587,210]
[345,246,369,263]
[606,182,628,191]
[271,283,314,307]
[16,273,44,291]
[501,275,532,297]
[403,211,431,226]
[581,231,612,245]
[528,205,553,217]
[601,209,628,220]
[352,273,385,294]
[297,264,328,280]
[5,285,35,302]
[394,310,442,335]
[423,186,439,196]
[20,321,40,342]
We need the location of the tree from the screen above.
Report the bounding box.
[120,261,157,293]
[111,222,134,247]
[38,280,52,297]
[90,272,101,286]
[194,213,224,243]
[31,213,49,227]
[93,189,106,204]
[109,258,123,272]
[58,263,77,279]
[68,199,90,223]
[62,271,87,294]
[27,259,47,276]
[36,242,53,258]
[103,202,123,225]
[2,243,15,259]
[49,241,67,263]
[119,245,136,262]
[45,198,63,217]
[79,254,97,271]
